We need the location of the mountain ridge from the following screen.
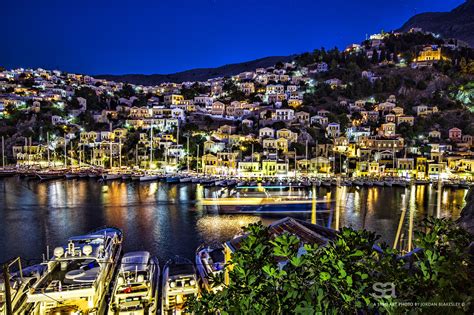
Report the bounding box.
[95,55,294,86]
[399,0,474,47]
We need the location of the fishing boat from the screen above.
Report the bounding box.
[108,251,160,315]
[161,256,199,315]
[0,259,46,315]
[36,170,66,181]
[27,227,123,314]
[195,246,225,293]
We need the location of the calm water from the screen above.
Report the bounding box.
[0,177,468,264]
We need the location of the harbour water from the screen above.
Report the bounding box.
[0,177,468,264]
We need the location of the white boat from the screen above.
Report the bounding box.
[179,177,192,183]
[132,173,160,182]
[27,227,123,315]
[109,251,160,314]
[195,246,225,293]
[0,260,46,315]
[161,256,199,315]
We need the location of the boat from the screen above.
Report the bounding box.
[65,172,78,179]
[353,179,364,186]
[191,177,201,183]
[166,176,181,183]
[161,256,199,315]
[195,246,225,293]
[36,170,66,181]
[364,180,373,187]
[27,227,123,314]
[179,177,192,183]
[108,251,160,315]
[0,259,46,315]
[214,179,227,187]
[373,180,384,187]
[0,169,16,177]
[132,173,160,182]
[102,172,122,181]
[384,180,393,187]
[121,173,132,180]
[414,179,430,185]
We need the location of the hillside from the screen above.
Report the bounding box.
[95,56,293,85]
[399,0,474,47]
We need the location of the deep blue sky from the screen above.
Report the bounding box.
[1,0,464,75]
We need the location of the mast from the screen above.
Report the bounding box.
[186,136,190,172]
[294,149,297,179]
[46,132,51,167]
[1,136,5,169]
[196,144,200,173]
[149,124,153,168]
[63,134,67,167]
[119,136,122,168]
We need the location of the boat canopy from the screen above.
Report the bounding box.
[121,251,150,272]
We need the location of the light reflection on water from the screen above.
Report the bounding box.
[0,178,468,264]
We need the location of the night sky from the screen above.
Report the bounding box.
[1,0,464,75]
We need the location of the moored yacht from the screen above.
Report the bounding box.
[109,251,160,315]
[27,227,123,315]
[0,259,46,315]
[195,246,225,293]
[161,256,199,315]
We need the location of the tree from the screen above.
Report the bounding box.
[187,218,473,314]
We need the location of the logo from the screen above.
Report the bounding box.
[371,282,396,299]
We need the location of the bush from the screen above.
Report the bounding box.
[187,217,473,314]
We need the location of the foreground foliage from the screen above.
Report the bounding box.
[187,218,473,314]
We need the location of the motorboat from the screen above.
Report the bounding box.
[161,256,199,315]
[27,227,123,314]
[195,246,225,293]
[108,251,160,315]
[0,259,46,315]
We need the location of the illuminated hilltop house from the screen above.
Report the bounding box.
[413,45,447,67]
[223,217,337,284]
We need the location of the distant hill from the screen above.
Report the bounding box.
[399,0,474,47]
[95,56,294,86]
